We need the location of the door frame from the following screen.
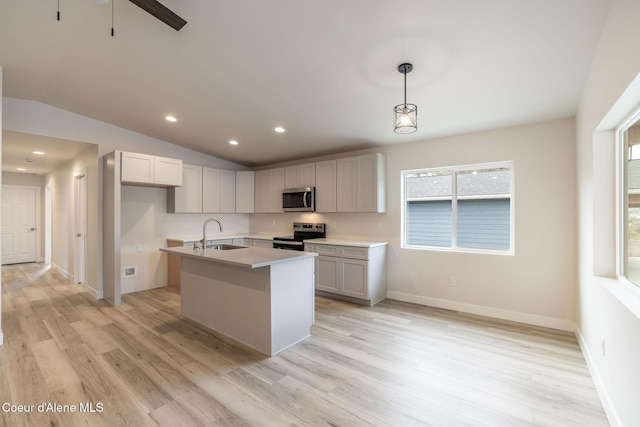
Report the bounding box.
[73,170,88,285]
[1,185,42,264]
[45,181,52,265]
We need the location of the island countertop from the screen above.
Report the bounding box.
[160,245,317,269]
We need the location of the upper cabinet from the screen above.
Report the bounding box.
[284,163,315,189]
[315,160,337,212]
[121,152,182,187]
[168,165,248,214]
[167,164,202,213]
[336,153,386,213]
[235,171,255,213]
[203,167,236,213]
[255,168,284,213]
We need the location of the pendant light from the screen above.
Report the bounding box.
[393,63,418,134]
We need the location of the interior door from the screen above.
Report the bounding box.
[2,187,37,264]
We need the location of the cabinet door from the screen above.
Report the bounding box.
[154,156,182,186]
[341,259,368,299]
[235,171,255,213]
[169,164,202,213]
[253,239,273,248]
[356,153,385,213]
[336,157,357,212]
[284,163,316,189]
[254,170,270,213]
[219,170,236,213]
[315,160,336,212]
[121,152,154,184]
[202,167,221,212]
[268,168,284,212]
[316,256,340,293]
[256,168,284,213]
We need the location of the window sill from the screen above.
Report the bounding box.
[402,245,514,256]
[605,277,640,320]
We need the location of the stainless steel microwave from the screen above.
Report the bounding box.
[282,187,315,212]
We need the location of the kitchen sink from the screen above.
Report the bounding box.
[206,243,246,250]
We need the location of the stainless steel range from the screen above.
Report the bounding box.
[273,222,326,251]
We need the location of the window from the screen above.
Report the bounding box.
[619,114,640,287]
[402,162,514,254]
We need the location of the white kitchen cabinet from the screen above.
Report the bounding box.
[167,164,202,213]
[315,160,337,212]
[284,163,316,189]
[305,242,387,306]
[203,167,236,213]
[255,168,284,213]
[235,171,255,213]
[253,238,273,248]
[336,153,385,213]
[121,151,182,187]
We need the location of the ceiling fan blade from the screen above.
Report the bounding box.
[129,0,187,31]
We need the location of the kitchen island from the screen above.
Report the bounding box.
[159,245,317,356]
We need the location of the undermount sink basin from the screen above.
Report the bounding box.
[206,243,246,250]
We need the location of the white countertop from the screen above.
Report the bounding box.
[160,245,317,269]
[309,238,388,248]
[167,234,277,243]
[166,234,388,248]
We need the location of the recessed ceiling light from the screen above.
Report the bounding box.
[229,140,239,145]
[165,115,177,122]
[274,127,285,133]
[33,151,45,155]
[17,168,26,172]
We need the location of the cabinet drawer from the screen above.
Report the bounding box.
[339,246,368,260]
[315,245,340,256]
[314,244,369,260]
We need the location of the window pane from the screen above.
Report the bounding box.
[457,199,511,249]
[627,148,640,285]
[406,200,452,247]
[456,168,511,250]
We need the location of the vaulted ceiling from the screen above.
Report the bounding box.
[0,0,610,167]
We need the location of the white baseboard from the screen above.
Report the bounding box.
[51,263,73,280]
[386,291,576,332]
[575,326,619,427]
[84,285,103,300]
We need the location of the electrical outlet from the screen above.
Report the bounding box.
[136,244,143,252]
[377,222,383,230]
[449,276,456,286]
[601,337,606,356]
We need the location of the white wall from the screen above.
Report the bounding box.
[576,0,640,425]
[45,146,99,295]
[253,117,577,330]
[120,186,249,294]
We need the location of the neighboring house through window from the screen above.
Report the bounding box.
[402,161,514,254]
[620,115,640,287]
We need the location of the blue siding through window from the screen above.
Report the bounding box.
[406,199,510,250]
[406,200,452,247]
[457,199,510,250]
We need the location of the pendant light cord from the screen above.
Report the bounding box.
[57,0,60,21]
[111,0,115,36]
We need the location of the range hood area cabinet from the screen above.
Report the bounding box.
[167,165,252,214]
[121,151,183,187]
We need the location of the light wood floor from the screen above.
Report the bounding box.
[0,263,608,426]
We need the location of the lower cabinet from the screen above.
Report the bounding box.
[306,243,387,306]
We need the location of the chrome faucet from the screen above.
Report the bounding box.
[202,218,223,255]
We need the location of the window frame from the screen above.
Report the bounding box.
[401,161,515,256]
[616,107,640,289]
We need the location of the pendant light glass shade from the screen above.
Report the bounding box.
[394,63,417,134]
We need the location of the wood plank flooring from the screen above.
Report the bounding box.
[0,263,608,426]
